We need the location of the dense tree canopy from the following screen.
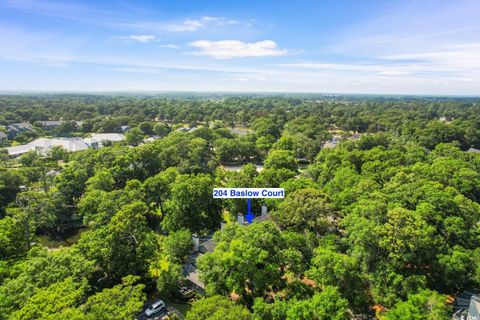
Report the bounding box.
[1,94,480,319]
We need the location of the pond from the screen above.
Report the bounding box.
[38,227,86,249]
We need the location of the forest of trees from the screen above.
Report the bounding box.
[0,94,479,320]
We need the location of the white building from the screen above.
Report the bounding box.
[83,133,125,148]
[5,137,88,157]
[3,133,125,157]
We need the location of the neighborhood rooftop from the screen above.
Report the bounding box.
[3,134,126,157]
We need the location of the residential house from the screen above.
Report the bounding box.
[322,133,364,149]
[3,133,127,157]
[182,207,269,294]
[453,290,480,320]
[183,235,216,294]
[4,144,34,157]
[176,127,190,133]
[323,134,342,149]
[6,122,36,139]
[39,120,64,130]
[4,137,89,157]
[39,120,84,130]
[84,133,125,148]
[176,126,199,133]
[0,131,7,144]
[229,128,250,136]
[120,125,131,132]
[439,116,453,123]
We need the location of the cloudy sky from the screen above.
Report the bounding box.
[0,0,479,94]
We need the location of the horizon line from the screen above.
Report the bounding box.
[0,90,479,99]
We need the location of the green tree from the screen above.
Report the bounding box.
[138,121,153,135]
[0,215,28,260]
[306,246,368,312]
[419,121,467,150]
[142,168,178,213]
[0,170,25,213]
[85,169,115,192]
[125,127,145,146]
[264,150,298,172]
[198,222,286,304]
[47,145,69,162]
[83,275,146,320]
[10,277,88,320]
[162,174,221,233]
[251,118,281,139]
[105,201,156,279]
[163,229,193,263]
[381,290,451,320]
[0,247,94,317]
[377,207,439,267]
[11,191,57,250]
[153,123,171,137]
[253,286,349,320]
[186,296,251,320]
[54,162,89,204]
[254,168,297,188]
[286,286,349,320]
[56,121,78,135]
[272,188,334,234]
[154,261,184,294]
[75,201,156,283]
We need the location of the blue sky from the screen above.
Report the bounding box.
[0,0,479,94]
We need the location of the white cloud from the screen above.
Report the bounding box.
[376,70,411,76]
[279,62,428,76]
[128,35,156,42]
[189,40,288,59]
[160,44,180,49]
[165,16,238,32]
[167,19,203,32]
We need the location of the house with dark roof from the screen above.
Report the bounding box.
[6,122,36,139]
[182,207,270,294]
[183,235,216,294]
[0,131,7,143]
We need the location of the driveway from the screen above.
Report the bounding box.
[137,302,185,320]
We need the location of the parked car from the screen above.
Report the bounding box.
[144,300,166,317]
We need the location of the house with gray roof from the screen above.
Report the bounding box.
[0,131,7,142]
[39,121,64,130]
[39,120,83,130]
[6,122,36,139]
[182,235,217,294]
[453,290,480,320]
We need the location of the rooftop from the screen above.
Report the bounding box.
[7,122,35,132]
[453,290,480,320]
[4,137,89,156]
